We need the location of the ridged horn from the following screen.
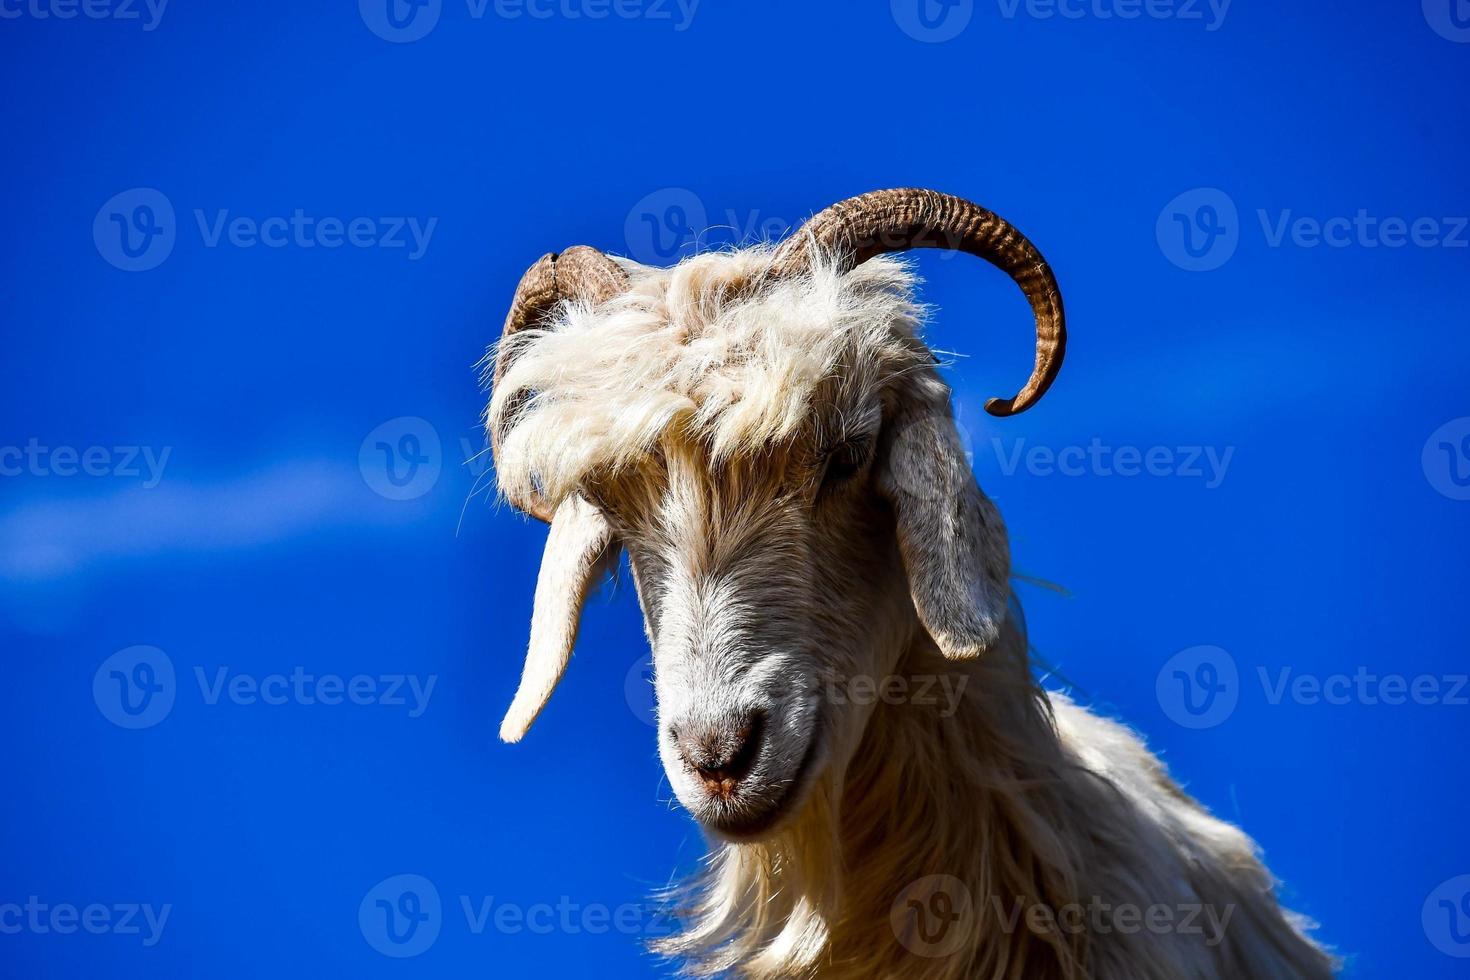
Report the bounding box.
[772,188,1065,417]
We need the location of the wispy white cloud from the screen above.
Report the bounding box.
[0,459,421,585]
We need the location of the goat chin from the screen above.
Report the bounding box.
[653,615,1337,980]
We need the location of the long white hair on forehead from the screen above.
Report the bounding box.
[485,249,930,513]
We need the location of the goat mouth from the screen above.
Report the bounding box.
[703,728,824,842]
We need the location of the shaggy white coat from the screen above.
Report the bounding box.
[487,248,1335,979]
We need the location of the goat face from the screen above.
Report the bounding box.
[587,386,970,838]
[489,272,1013,837]
[486,189,1065,840]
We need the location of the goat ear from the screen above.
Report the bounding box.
[877,392,1010,660]
[499,494,617,742]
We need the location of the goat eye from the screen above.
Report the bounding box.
[821,436,874,487]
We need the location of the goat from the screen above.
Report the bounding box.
[484,188,1335,979]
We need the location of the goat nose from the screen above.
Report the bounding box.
[671,712,764,798]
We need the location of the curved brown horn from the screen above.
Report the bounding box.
[491,245,629,521]
[772,188,1065,417]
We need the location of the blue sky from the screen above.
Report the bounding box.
[1,1,1467,976]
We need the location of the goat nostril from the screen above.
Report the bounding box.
[674,712,764,797]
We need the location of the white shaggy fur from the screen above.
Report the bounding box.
[489,249,929,511]
[488,248,1335,978]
